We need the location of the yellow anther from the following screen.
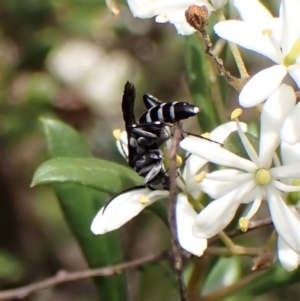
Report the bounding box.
[239,217,250,232]
[231,108,243,120]
[176,155,183,166]
[113,129,121,140]
[202,132,211,139]
[139,196,149,204]
[194,171,206,183]
[255,169,271,185]
[263,29,272,36]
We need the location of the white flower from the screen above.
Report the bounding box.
[277,141,300,270]
[214,0,300,107]
[180,84,300,255]
[92,130,207,256]
[281,100,300,144]
[91,122,240,256]
[278,236,300,271]
[127,0,227,35]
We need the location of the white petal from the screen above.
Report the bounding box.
[245,192,263,219]
[127,0,150,13]
[239,65,287,107]
[180,136,256,172]
[287,63,300,89]
[202,179,259,204]
[273,180,300,192]
[200,179,241,199]
[193,180,256,238]
[259,84,296,166]
[281,0,300,56]
[176,194,207,256]
[116,131,129,160]
[205,169,252,182]
[91,188,168,234]
[182,153,207,181]
[281,141,300,165]
[214,21,280,63]
[280,100,300,144]
[267,186,300,253]
[184,121,247,179]
[210,121,247,142]
[278,236,300,271]
[270,163,300,178]
[235,118,259,166]
[133,0,212,18]
[192,170,250,198]
[210,0,227,10]
[172,22,196,35]
[233,0,273,26]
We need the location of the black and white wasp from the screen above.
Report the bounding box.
[122,81,200,191]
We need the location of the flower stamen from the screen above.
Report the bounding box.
[194,171,206,183]
[234,111,260,165]
[261,28,282,63]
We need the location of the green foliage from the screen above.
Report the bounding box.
[224,263,300,300]
[32,157,142,193]
[0,252,25,285]
[223,131,259,160]
[202,257,241,297]
[185,34,221,132]
[40,118,127,301]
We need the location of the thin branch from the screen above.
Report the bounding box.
[169,122,189,301]
[185,5,248,93]
[208,217,273,245]
[199,271,263,301]
[0,252,167,301]
[216,13,249,78]
[0,215,272,301]
[206,246,263,257]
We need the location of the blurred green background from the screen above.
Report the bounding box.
[0,0,299,300]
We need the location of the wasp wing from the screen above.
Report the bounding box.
[122,81,136,128]
[122,81,137,168]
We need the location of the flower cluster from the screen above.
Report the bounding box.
[126,0,228,35]
[207,0,300,270]
[93,0,300,271]
[91,123,244,257]
[181,84,300,270]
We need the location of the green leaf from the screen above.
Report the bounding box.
[32,157,143,193]
[185,34,221,132]
[0,251,25,284]
[222,263,300,300]
[202,257,241,297]
[223,131,259,160]
[147,202,169,229]
[39,118,128,301]
[40,117,91,157]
